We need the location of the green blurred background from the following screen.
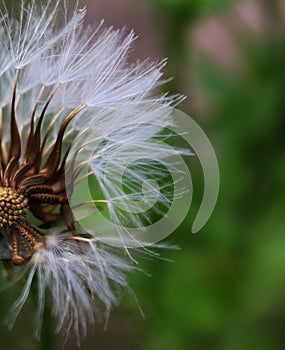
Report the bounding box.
[0,0,284,349]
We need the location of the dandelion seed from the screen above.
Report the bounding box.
[0,0,184,343]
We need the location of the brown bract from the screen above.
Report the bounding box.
[0,69,84,265]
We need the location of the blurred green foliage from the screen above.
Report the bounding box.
[150,0,237,17]
[129,1,285,350]
[0,0,284,349]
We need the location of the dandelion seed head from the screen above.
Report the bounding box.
[0,0,184,344]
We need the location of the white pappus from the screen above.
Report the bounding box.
[0,0,185,344]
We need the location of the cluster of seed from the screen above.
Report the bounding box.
[0,187,28,227]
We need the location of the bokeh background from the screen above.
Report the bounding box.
[0,0,284,349]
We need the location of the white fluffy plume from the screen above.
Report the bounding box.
[0,0,184,343]
[7,233,135,344]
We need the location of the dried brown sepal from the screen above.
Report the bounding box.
[0,71,85,265]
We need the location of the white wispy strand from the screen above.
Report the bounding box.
[0,0,185,341]
[7,234,134,344]
[67,102,183,249]
[0,0,85,71]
